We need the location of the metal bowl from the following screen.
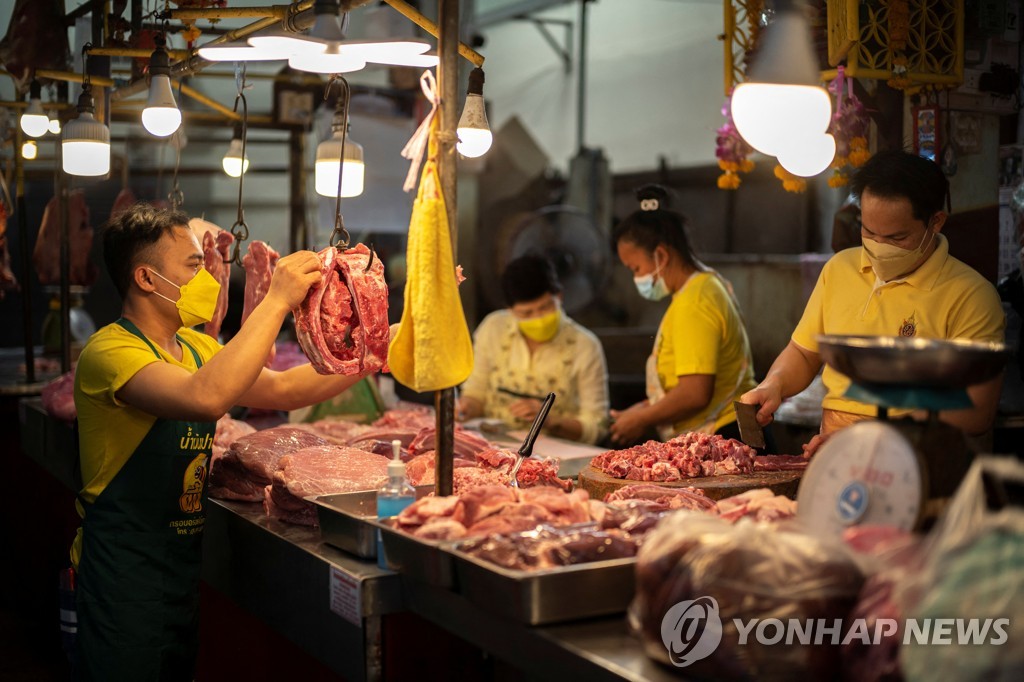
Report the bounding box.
[817,335,1011,389]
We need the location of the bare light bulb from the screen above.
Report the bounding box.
[222,137,249,177]
[142,36,182,137]
[777,133,836,177]
[456,69,492,158]
[21,81,49,138]
[21,140,38,160]
[315,129,365,198]
[48,116,61,135]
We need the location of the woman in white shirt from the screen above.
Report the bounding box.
[456,255,610,444]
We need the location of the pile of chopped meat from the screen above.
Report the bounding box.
[590,432,759,481]
[395,484,593,540]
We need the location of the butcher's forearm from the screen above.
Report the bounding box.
[762,342,821,400]
[273,364,364,411]
[194,297,288,412]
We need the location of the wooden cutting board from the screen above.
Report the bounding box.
[577,465,804,502]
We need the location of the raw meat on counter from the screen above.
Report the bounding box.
[209,426,327,501]
[294,244,389,376]
[753,454,811,471]
[33,190,97,286]
[409,427,493,459]
[459,525,638,571]
[211,414,256,465]
[405,448,572,493]
[292,419,371,446]
[590,432,757,481]
[715,488,797,523]
[475,449,572,491]
[603,484,718,512]
[41,371,76,422]
[372,407,435,431]
[200,228,234,339]
[396,484,593,540]
[263,445,389,526]
[240,241,279,366]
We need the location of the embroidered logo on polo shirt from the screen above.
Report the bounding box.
[899,313,917,337]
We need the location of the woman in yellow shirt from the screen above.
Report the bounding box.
[609,186,759,446]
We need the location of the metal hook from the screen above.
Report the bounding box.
[227,69,251,267]
[364,243,376,272]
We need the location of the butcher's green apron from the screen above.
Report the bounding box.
[75,318,215,682]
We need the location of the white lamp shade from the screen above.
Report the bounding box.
[342,39,436,66]
[777,133,836,177]
[222,138,250,177]
[143,75,181,137]
[198,41,289,61]
[288,46,366,74]
[457,93,492,158]
[21,140,38,160]
[731,83,831,156]
[315,134,365,198]
[21,99,49,138]
[62,110,111,176]
[249,13,346,56]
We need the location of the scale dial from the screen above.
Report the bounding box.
[797,421,925,535]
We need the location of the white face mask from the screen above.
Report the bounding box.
[862,229,935,281]
[633,253,670,301]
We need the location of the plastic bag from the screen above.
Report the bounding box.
[898,457,1024,682]
[630,512,863,680]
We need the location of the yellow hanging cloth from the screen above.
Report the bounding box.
[388,121,474,391]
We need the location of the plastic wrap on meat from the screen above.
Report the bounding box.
[630,513,863,680]
[208,426,327,501]
[33,191,97,286]
[294,244,389,376]
[201,229,234,339]
[241,240,279,367]
[262,445,390,526]
[0,201,17,297]
[41,371,76,422]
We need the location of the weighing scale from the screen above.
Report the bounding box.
[797,335,1011,535]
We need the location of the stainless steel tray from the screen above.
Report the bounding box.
[312,486,434,559]
[451,544,637,625]
[374,517,460,588]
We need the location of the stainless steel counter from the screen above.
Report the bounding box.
[18,398,681,681]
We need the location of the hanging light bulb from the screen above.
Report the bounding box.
[142,33,182,137]
[316,108,364,198]
[222,124,250,177]
[20,80,49,138]
[457,68,492,158]
[48,113,62,135]
[21,140,38,160]
[249,0,347,57]
[62,82,111,177]
[730,0,831,157]
[777,133,836,177]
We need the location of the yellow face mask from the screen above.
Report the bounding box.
[150,267,222,328]
[517,308,561,343]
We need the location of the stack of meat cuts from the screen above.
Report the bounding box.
[201,229,234,339]
[211,414,256,465]
[405,448,571,493]
[241,241,279,366]
[294,244,389,376]
[208,426,327,501]
[263,445,390,526]
[41,371,77,422]
[395,484,594,540]
[33,190,97,286]
[591,432,812,481]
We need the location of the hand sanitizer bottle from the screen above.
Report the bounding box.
[377,439,415,569]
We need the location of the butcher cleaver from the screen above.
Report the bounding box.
[733,401,765,449]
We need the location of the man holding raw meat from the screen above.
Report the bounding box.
[70,203,374,681]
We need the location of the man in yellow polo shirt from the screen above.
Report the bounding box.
[72,204,373,681]
[740,150,1004,441]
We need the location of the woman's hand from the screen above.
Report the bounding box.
[508,398,542,423]
[609,402,649,445]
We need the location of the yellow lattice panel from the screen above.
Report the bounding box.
[722,0,763,95]
[825,0,963,86]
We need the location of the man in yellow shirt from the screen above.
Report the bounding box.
[72,204,372,681]
[741,150,1005,441]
